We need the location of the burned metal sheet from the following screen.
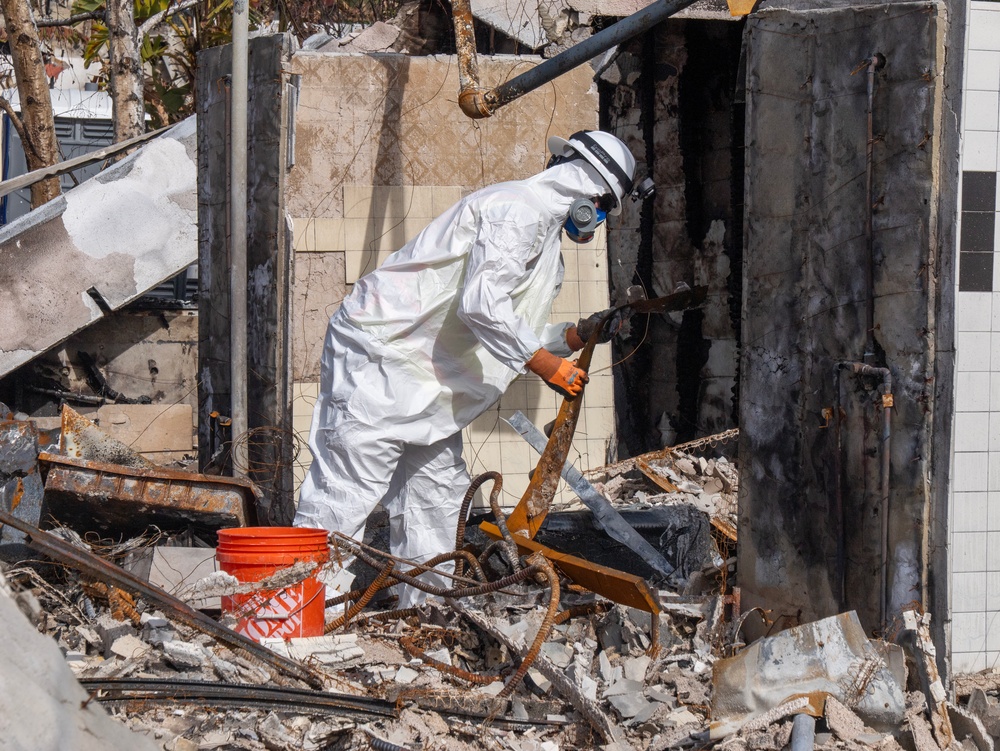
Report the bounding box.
[60,405,153,469]
[710,611,905,738]
[480,520,660,615]
[0,414,44,547]
[38,452,259,542]
[0,118,197,379]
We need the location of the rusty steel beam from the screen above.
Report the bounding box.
[480,521,660,615]
[38,452,258,541]
[505,286,707,538]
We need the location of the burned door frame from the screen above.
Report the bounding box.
[196,34,296,524]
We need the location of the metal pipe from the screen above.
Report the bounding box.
[453,0,699,119]
[791,713,816,751]
[832,365,846,609]
[229,0,249,475]
[840,361,893,631]
[863,53,885,361]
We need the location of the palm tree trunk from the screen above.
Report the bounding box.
[0,0,62,208]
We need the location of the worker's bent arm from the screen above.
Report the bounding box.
[458,207,545,370]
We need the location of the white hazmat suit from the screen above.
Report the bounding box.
[296,157,619,607]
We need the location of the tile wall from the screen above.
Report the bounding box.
[290,185,615,509]
[952,0,1000,674]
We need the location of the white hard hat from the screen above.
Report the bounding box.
[547,130,637,216]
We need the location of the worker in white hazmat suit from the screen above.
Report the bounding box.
[295,131,648,607]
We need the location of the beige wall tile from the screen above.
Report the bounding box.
[344,216,375,251]
[432,186,462,215]
[295,218,347,253]
[287,54,605,508]
[551,281,581,316]
[344,185,374,218]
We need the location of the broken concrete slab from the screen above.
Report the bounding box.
[285,635,365,664]
[0,570,158,750]
[949,703,995,751]
[0,118,198,379]
[966,689,1000,738]
[111,634,151,660]
[162,640,207,670]
[394,665,419,685]
[710,611,905,738]
[470,0,547,49]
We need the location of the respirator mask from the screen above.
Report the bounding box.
[564,198,608,244]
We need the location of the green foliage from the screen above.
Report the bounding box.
[60,0,405,125]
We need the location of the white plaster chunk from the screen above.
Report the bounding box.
[608,692,653,719]
[527,667,552,693]
[624,654,651,682]
[162,640,207,669]
[476,681,506,696]
[394,665,420,684]
[540,641,575,668]
[110,634,150,660]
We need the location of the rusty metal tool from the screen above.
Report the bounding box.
[504,285,707,538]
[504,410,675,580]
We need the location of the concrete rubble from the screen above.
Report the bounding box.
[0,421,995,749]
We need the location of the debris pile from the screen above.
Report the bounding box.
[2,407,999,751]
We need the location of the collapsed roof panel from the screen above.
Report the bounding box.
[472,0,547,49]
[0,117,197,379]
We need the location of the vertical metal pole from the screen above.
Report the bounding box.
[229,0,249,476]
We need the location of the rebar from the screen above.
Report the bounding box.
[325,560,394,633]
[554,602,610,625]
[400,634,499,685]
[336,536,522,600]
[485,473,521,574]
[352,608,420,626]
[497,553,560,699]
[454,472,500,577]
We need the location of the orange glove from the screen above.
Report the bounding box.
[526,348,589,398]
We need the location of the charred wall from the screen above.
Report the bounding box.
[738,1,956,639]
[605,18,743,458]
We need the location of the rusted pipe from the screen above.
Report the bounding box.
[451,0,492,119]
[452,0,699,119]
[840,361,892,631]
[862,53,885,361]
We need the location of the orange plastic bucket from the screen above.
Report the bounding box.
[216,527,329,642]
